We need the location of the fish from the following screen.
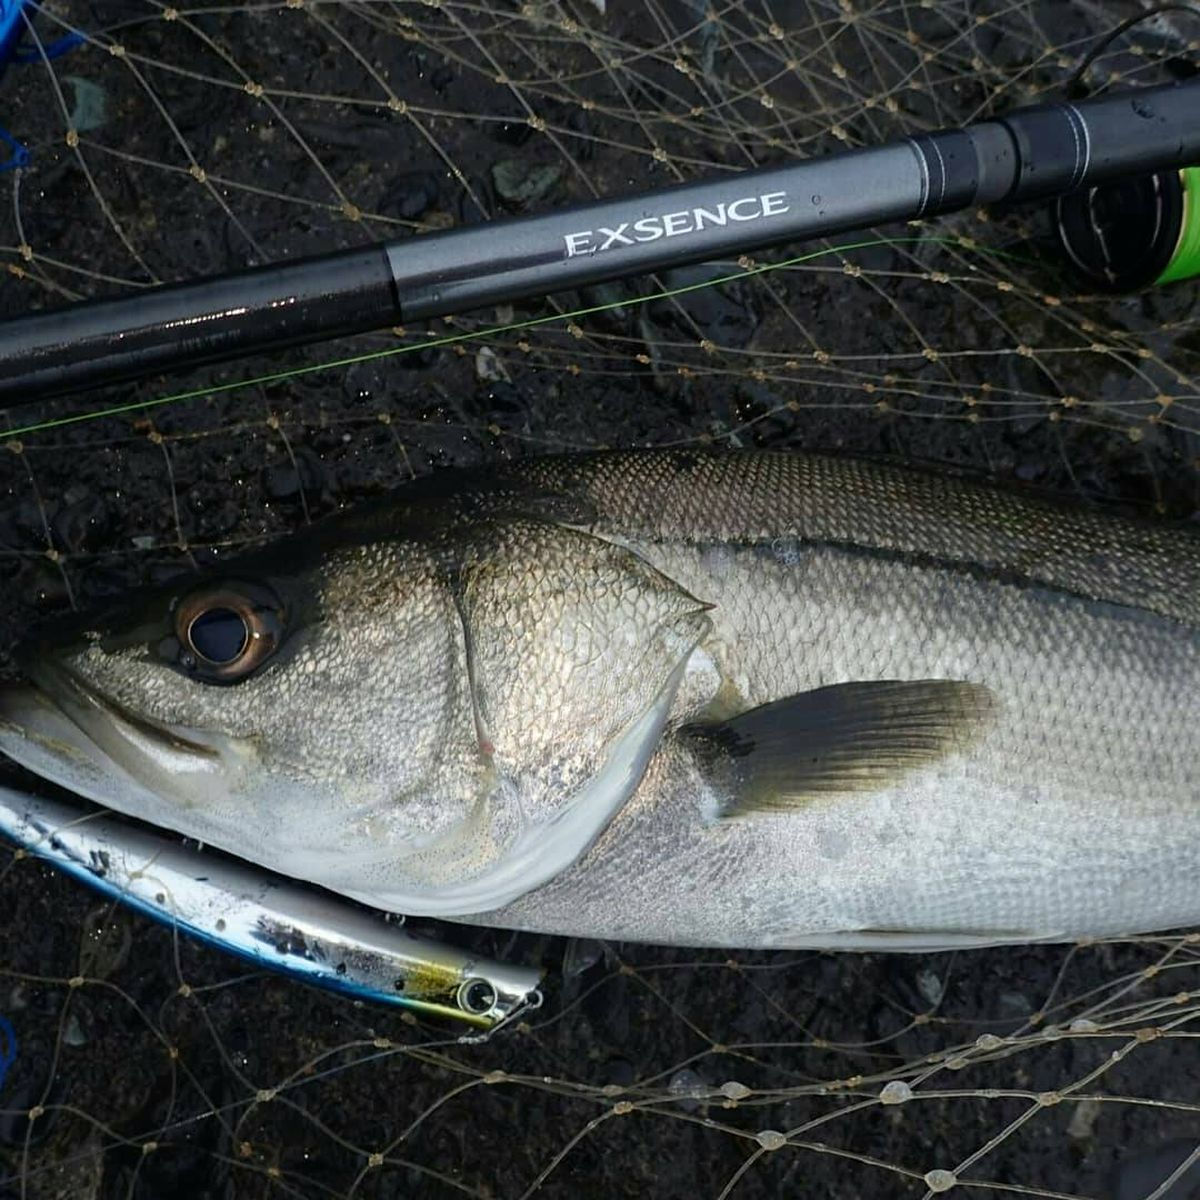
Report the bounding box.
[0,449,1197,950]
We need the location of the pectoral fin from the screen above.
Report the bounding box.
[687,679,995,819]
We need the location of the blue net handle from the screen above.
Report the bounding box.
[0,0,26,62]
[1,0,86,170]
[12,28,86,62]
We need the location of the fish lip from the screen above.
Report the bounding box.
[0,680,157,814]
[0,664,246,849]
[23,656,219,763]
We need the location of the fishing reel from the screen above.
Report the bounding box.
[1051,6,1200,291]
[1054,165,1200,292]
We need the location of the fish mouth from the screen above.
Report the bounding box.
[0,681,169,815]
[0,670,427,907]
[30,657,219,760]
[0,663,253,846]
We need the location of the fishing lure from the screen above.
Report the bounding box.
[0,786,543,1027]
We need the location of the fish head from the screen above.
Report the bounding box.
[0,508,710,916]
[3,535,474,871]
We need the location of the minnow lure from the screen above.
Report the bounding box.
[0,786,542,1027]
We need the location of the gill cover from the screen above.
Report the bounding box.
[367,519,711,914]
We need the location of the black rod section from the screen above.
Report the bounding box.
[1,78,1197,406]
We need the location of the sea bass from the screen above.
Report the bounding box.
[1,451,1197,949]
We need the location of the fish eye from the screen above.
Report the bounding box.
[170,583,284,684]
[188,608,248,665]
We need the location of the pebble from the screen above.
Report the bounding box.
[916,968,944,1008]
[491,159,562,211]
[561,939,605,980]
[1066,1097,1102,1141]
[457,174,492,225]
[667,1069,709,1112]
[1113,1140,1200,1200]
[648,264,757,346]
[384,171,440,221]
[64,77,108,133]
[475,345,510,383]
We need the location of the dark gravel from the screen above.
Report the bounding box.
[1,1,1199,1197]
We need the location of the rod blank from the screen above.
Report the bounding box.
[1,78,1197,407]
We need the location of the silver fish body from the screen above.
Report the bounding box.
[1,451,1197,948]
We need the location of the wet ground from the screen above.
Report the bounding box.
[1,1,1200,1196]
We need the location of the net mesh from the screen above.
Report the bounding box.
[1,1,1199,1196]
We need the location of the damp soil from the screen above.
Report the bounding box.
[1,1,1199,1197]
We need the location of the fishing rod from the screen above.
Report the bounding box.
[1,76,1198,407]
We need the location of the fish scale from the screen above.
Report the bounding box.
[486,532,1198,945]
[515,452,1200,625]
